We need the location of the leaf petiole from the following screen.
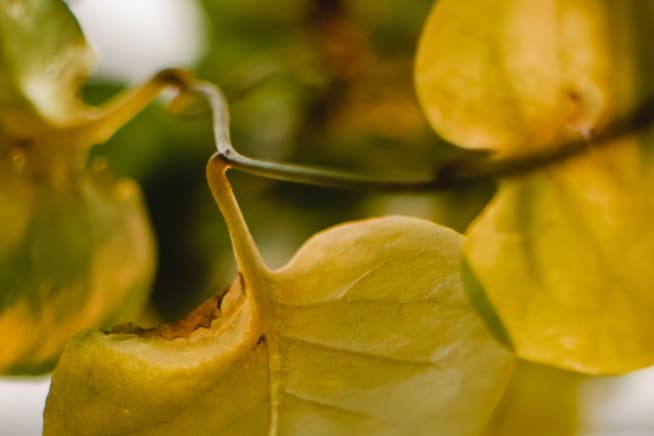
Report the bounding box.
[190,81,654,192]
[38,69,195,149]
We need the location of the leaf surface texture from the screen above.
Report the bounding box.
[44,163,514,435]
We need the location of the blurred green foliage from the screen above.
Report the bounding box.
[85,0,493,321]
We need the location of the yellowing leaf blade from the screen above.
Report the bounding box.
[0,166,155,374]
[44,163,514,435]
[466,139,654,373]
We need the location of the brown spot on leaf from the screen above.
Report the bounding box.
[107,290,227,340]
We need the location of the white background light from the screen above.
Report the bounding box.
[70,0,207,83]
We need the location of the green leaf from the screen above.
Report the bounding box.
[0,159,155,374]
[43,160,514,435]
[0,0,94,141]
[415,0,654,373]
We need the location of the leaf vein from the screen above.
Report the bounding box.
[272,297,465,310]
[278,334,444,370]
[280,389,378,421]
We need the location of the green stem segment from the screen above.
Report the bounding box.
[192,81,654,192]
[192,82,444,192]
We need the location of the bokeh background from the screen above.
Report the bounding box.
[1,0,653,434]
[79,0,490,322]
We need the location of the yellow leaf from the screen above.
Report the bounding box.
[415,0,654,373]
[44,158,514,435]
[466,139,654,374]
[484,362,582,436]
[414,0,649,154]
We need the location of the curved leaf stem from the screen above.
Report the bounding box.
[41,69,195,149]
[190,80,654,192]
[84,69,195,145]
[205,156,269,292]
